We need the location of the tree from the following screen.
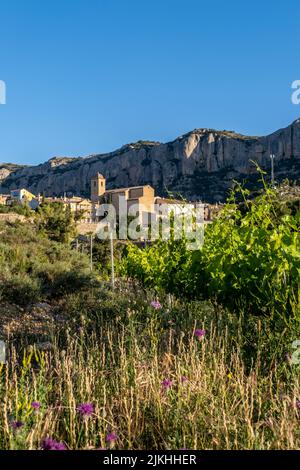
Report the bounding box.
[36,201,77,243]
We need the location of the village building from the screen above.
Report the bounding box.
[0,174,214,232]
[8,188,36,205]
[0,194,10,205]
[91,173,156,226]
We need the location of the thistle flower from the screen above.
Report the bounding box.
[161,379,172,390]
[151,300,162,310]
[106,432,118,443]
[77,403,94,418]
[194,329,206,339]
[31,401,41,410]
[11,421,24,430]
[295,400,300,410]
[42,437,67,450]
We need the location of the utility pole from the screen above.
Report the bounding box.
[270,154,275,187]
[90,234,93,272]
[110,230,115,290]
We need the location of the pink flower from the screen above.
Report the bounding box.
[106,433,118,443]
[151,300,162,310]
[41,438,67,450]
[11,421,24,430]
[161,379,172,390]
[31,401,41,410]
[194,329,206,339]
[77,403,94,418]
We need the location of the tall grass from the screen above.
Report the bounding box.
[1,289,300,450]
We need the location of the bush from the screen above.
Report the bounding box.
[0,202,32,217]
[0,273,41,306]
[0,220,99,305]
[33,261,94,297]
[121,181,300,318]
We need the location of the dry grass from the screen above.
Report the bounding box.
[1,300,300,450]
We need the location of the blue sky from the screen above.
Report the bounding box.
[0,0,300,165]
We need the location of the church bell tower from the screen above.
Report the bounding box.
[91,173,106,202]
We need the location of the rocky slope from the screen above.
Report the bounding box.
[1,120,300,202]
[0,163,26,185]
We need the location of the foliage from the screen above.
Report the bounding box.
[121,181,300,318]
[0,221,97,305]
[0,201,32,217]
[35,201,77,243]
[91,238,126,278]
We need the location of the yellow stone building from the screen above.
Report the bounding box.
[91,173,156,225]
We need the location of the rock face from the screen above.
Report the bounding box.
[0,163,26,183]
[1,120,300,202]
[0,168,10,182]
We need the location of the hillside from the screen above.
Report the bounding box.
[0,163,27,183]
[1,119,300,202]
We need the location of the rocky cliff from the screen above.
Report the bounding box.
[1,119,300,202]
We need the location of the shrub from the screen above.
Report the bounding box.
[0,273,41,305]
[0,220,99,305]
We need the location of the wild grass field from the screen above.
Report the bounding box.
[0,181,299,450]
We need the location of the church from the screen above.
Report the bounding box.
[90,173,156,226]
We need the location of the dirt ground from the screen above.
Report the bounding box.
[0,300,67,342]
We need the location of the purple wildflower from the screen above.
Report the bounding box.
[295,400,300,410]
[194,329,206,339]
[11,421,24,430]
[31,401,41,410]
[151,300,162,310]
[181,376,188,383]
[161,379,172,390]
[77,403,94,418]
[106,432,118,443]
[42,437,67,450]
